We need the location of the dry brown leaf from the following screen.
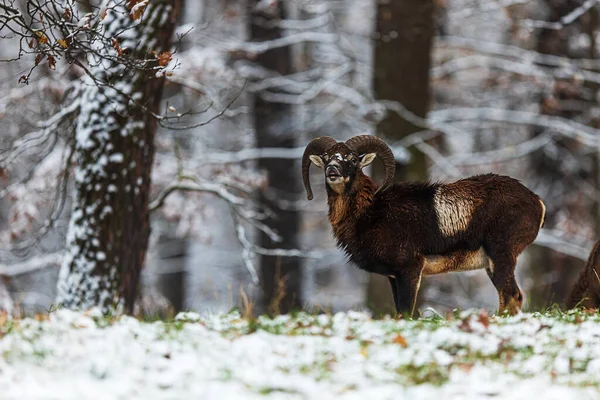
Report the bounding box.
[157,51,172,67]
[129,0,148,20]
[112,38,124,57]
[392,334,408,348]
[48,55,56,70]
[457,362,474,372]
[57,39,68,49]
[477,310,490,328]
[35,31,48,45]
[34,313,49,322]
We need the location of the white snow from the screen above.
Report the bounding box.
[108,153,124,163]
[1,309,600,399]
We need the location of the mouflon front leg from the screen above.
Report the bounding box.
[388,276,399,311]
[391,257,424,318]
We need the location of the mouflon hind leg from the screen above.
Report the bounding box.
[486,254,522,315]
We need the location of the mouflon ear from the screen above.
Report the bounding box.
[359,153,377,168]
[345,135,395,194]
[309,155,325,168]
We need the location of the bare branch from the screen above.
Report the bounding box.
[520,0,600,30]
[226,31,338,55]
[149,182,246,212]
[535,230,595,261]
[438,36,600,71]
[233,216,336,284]
[0,252,63,276]
[429,107,600,147]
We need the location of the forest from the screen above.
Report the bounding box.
[2,0,600,398]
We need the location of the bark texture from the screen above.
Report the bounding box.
[57,0,181,313]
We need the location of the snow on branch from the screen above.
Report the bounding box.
[233,217,336,284]
[0,252,63,277]
[535,230,595,261]
[0,78,64,114]
[438,36,600,70]
[203,147,305,164]
[276,14,330,30]
[149,182,246,212]
[446,134,555,167]
[447,0,529,20]
[520,0,600,31]
[432,53,600,86]
[0,94,80,169]
[414,141,462,178]
[150,179,336,285]
[429,107,600,147]
[225,32,338,55]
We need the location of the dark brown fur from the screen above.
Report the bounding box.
[324,165,544,317]
[567,240,600,309]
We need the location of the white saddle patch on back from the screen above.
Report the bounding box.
[434,188,475,237]
[423,247,493,276]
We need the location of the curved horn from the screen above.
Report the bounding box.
[302,136,337,200]
[345,135,396,194]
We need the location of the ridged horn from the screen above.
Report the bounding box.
[345,135,396,194]
[302,136,337,200]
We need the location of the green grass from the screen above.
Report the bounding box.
[4,306,600,389]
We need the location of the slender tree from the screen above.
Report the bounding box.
[249,1,302,314]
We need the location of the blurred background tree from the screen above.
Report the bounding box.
[367,0,435,314]
[1,0,600,316]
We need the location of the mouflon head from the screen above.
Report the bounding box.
[301,135,395,200]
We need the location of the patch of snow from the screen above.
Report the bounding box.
[2,310,600,399]
[108,153,124,163]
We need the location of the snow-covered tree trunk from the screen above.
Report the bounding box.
[57,0,181,314]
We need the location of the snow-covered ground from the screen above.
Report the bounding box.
[1,309,600,400]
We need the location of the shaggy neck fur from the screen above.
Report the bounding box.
[326,171,377,247]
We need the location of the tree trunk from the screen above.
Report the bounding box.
[368,0,435,314]
[57,0,181,314]
[528,0,590,309]
[249,2,302,314]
